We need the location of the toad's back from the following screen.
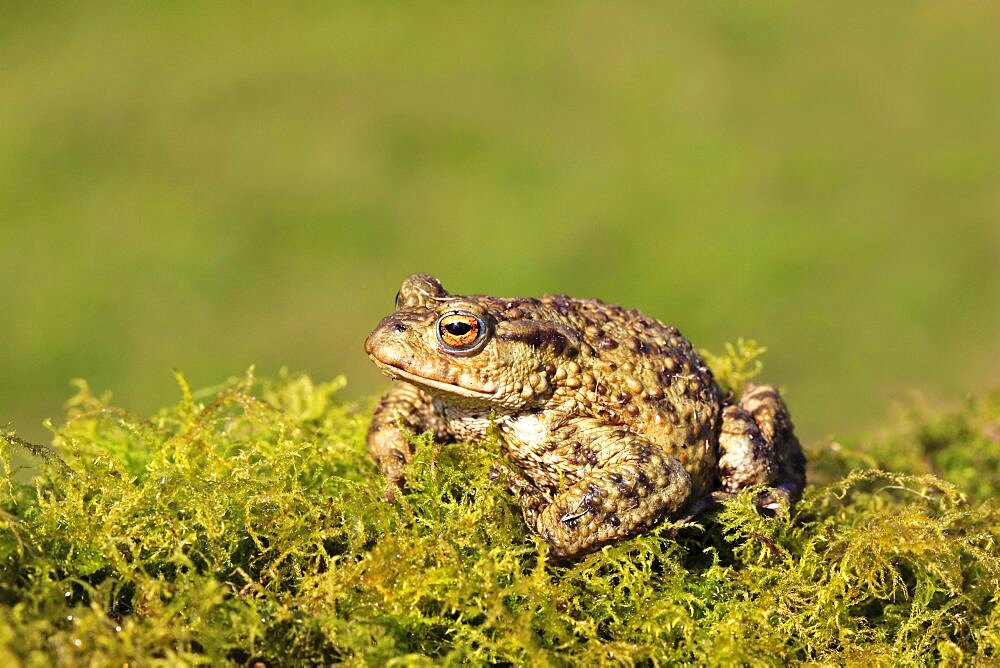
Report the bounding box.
[514,294,724,497]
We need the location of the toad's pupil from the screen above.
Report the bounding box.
[445,322,473,336]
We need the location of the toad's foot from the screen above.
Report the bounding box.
[717,383,806,510]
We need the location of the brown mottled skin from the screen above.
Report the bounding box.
[365,274,806,558]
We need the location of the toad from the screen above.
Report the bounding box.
[365,273,805,558]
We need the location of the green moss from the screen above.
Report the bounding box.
[699,338,768,397]
[1,367,999,665]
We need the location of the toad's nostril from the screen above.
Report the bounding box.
[392,322,407,333]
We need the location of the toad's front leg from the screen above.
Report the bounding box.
[367,382,448,498]
[518,426,692,558]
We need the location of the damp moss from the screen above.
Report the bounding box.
[1,365,999,666]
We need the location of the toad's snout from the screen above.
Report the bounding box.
[364,315,405,361]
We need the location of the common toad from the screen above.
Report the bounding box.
[365,274,805,558]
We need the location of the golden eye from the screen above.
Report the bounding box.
[439,313,479,346]
[436,311,489,354]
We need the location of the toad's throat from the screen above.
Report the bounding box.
[369,356,496,399]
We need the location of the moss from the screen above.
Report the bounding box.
[700,338,768,397]
[1,365,999,666]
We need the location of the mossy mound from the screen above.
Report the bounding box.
[2,370,999,665]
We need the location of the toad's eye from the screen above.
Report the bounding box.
[436,310,490,354]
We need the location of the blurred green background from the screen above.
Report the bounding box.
[1,2,998,444]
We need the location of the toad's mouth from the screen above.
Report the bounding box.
[368,355,496,400]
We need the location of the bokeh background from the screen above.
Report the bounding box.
[2,2,998,444]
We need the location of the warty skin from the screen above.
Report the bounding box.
[365,273,805,558]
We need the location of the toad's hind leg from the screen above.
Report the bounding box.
[717,383,806,508]
[529,436,693,558]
